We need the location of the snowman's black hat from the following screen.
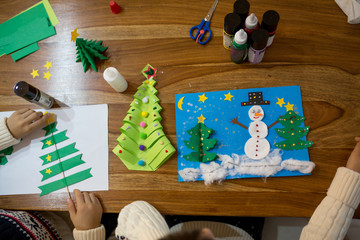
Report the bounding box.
[241,92,270,106]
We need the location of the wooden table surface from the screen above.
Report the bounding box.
[0,0,360,218]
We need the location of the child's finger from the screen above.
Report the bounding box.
[16,108,31,114]
[29,114,49,130]
[74,189,85,205]
[83,191,91,204]
[67,198,76,216]
[355,137,360,142]
[25,111,43,123]
[89,192,101,205]
[21,109,35,118]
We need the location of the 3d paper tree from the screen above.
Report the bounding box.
[113,64,176,171]
[274,110,313,150]
[184,123,218,163]
[38,119,92,196]
[75,38,108,72]
[0,146,13,165]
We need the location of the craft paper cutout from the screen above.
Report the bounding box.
[30,68,40,78]
[71,28,79,42]
[274,110,314,150]
[175,86,314,183]
[44,61,52,69]
[75,38,108,72]
[11,43,39,62]
[141,64,157,79]
[113,65,175,171]
[43,71,52,80]
[38,121,92,196]
[0,146,14,165]
[183,123,218,163]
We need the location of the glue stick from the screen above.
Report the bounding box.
[14,81,54,109]
[103,67,128,92]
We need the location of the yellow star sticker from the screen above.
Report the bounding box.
[71,28,79,42]
[224,92,234,101]
[44,112,55,125]
[45,168,52,174]
[30,69,39,78]
[45,140,52,146]
[44,61,52,70]
[198,94,208,103]
[197,114,206,124]
[43,71,52,80]
[46,155,52,162]
[276,98,285,107]
[285,102,294,111]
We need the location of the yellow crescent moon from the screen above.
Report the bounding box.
[177,97,185,110]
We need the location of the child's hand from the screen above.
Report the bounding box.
[67,189,103,230]
[346,137,360,173]
[6,108,50,139]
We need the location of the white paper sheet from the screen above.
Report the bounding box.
[0,104,109,195]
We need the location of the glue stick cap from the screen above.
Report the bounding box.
[234,29,247,45]
[233,0,250,23]
[110,1,121,14]
[245,13,258,30]
[251,28,269,50]
[261,10,280,33]
[224,13,241,35]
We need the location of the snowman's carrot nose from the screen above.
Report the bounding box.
[255,113,263,117]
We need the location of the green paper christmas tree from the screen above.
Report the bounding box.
[274,110,313,150]
[112,64,176,171]
[75,38,108,72]
[183,123,218,163]
[38,118,92,196]
[0,146,14,165]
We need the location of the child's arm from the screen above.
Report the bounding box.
[300,137,360,240]
[0,108,50,151]
[68,189,105,240]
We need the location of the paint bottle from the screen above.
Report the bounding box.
[223,13,241,50]
[233,0,250,26]
[230,29,248,64]
[14,81,54,109]
[260,10,280,47]
[103,67,128,92]
[244,13,259,44]
[248,28,269,64]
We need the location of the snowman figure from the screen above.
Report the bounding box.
[244,105,270,159]
[231,105,278,160]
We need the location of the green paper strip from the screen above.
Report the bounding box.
[15,0,59,26]
[0,146,14,155]
[0,156,8,165]
[11,43,39,61]
[149,142,176,170]
[112,145,152,171]
[41,130,68,149]
[40,143,79,165]
[39,168,92,196]
[43,122,58,136]
[40,154,84,181]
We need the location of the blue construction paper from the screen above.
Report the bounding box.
[175,86,312,182]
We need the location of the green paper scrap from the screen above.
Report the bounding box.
[40,143,79,165]
[43,122,58,136]
[39,168,92,196]
[0,156,8,165]
[0,4,56,55]
[11,43,39,61]
[41,130,69,149]
[40,154,84,181]
[183,123,218,163]
[0,146,14,155]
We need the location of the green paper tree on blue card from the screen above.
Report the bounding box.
[112,64,176,171]
[274,110,313,150]
[184,123,218,163]
[75,38,108,72]
[38,119,92,196]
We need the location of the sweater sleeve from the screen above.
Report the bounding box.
[300,167,360,240]
[0,117,20,151]
[73,225,106,240]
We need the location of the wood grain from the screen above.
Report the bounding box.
[0,0,360,218]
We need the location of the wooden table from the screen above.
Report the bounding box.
[0,0,360,218]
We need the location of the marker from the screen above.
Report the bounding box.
[248,28,269,64]
[223,13,241,50]
[233,0,250,26]
[14,81,54,109]
[103,67,128,92]
[244,13,259,43]
[230,29,248,64]
[261,10,280,47]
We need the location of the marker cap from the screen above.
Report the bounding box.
[233,0,250,22]
[261,10,280,33]
[224,13,241,35]
[245,13,258,30]
[251,28,269,50]
[234,29,247,45]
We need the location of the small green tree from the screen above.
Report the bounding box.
[274,110,313,150]
[75,38,108,72]
[184,123,217,162]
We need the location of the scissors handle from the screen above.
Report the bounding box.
[189,19,212,45]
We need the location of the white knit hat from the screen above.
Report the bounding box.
[115,201,170,240]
